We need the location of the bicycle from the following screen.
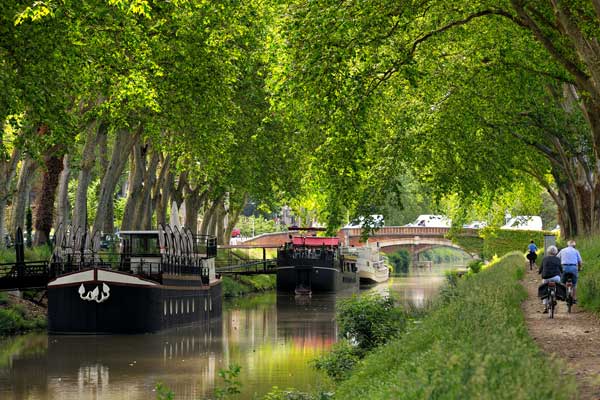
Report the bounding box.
[547,281,558,318]
[563,272,576,313]
[527,251,537,271]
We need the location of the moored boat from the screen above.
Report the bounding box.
[276,235,358,293]
[343,244,389,285]
[47,224,221,334]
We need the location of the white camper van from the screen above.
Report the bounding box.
[501,216,543,231]
[406,215,451,228]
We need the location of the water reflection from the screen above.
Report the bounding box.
[0,264,453,399]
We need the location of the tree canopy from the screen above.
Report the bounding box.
[1,0,599,242]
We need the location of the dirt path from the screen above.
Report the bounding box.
[522,266,600,400]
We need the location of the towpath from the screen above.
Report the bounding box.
[522,266,600,399]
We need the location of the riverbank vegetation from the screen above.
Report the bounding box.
[314,294,405,381]
[222,275,276,298]
[572,236,600,313]
[318,253,573,399]
[0,293,46,336]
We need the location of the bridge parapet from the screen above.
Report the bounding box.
[239,227,480,248]
[341,227,479,237]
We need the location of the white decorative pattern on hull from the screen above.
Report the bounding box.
[79,283,111,303]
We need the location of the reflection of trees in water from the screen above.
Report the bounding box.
[0,323,223,400]
[366,273,446,309]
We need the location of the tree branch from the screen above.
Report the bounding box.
[510,1,595,96]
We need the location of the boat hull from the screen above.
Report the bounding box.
[358,268,390,285]
[48,268,221,334]
[276,265,358,293]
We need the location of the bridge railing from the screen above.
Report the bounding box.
[341,226,479,237]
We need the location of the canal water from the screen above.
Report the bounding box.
[0,264,453,400]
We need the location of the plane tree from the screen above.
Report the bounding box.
[271,0,600,236]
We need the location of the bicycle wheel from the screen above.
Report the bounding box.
[549,293,556,319]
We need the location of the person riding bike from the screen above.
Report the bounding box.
[538,245,562,313]
[526,240,538,270]
[557,240,583,304]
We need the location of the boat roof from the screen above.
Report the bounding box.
[292,236,339,247]
[119,230,159,235]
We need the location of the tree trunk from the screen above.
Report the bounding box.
[11,157,37,237]
[155,157,172,227]
[225,193,246,242]
[33,152,65,246]
[183,187,207,235]
[216,201,227,245]
[56,154,71,228]
[121,144,146,230]
[97,125,114,234]
[92,126,141,234]
[203,195,223,237]
[72,121,102,231]
[0,147,21,248]
[136,150,160,229]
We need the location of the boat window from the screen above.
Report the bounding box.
[205,298,207,311]
[170,299,173,315]
[192,299,195,313]
[123,234,160,256]
[181,299,184,314]
[175,300,178,314]
[164,300,167,316]
[209,297,212,311]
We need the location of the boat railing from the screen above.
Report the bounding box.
[192,235,218,258]
[49,255,213,285]
[277,250,338,269]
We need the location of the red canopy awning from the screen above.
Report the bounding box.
[292,236,339,247]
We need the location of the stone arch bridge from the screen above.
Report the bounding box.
[239,226,480,258]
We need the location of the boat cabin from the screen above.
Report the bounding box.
[119,230,162,274]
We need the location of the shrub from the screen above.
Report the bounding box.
[480,228,548,259]
[0,308,24,335]
[573,235,600,312]
[262,388,333,400]
[336,294,405,354]
[0,292,8,306]
[467,259,483,274]
[313,339,359,382]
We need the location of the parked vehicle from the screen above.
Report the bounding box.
[231,228,241,238]
[344,214,384,229]
[463,220,487,229]
[405,215,451,228]
[501,216,543,231]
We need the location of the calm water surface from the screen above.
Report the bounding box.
[0,264,455,399]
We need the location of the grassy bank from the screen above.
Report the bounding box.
[331,253,574,400]
[0,293,47,336]
[222,274,276,297]
[571,235,600,313]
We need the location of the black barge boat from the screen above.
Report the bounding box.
[47,224,221,334]
[276,236,358,293]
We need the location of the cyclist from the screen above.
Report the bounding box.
[557,240,583,303]
[538,245,562,313]
[526,240,538,270]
